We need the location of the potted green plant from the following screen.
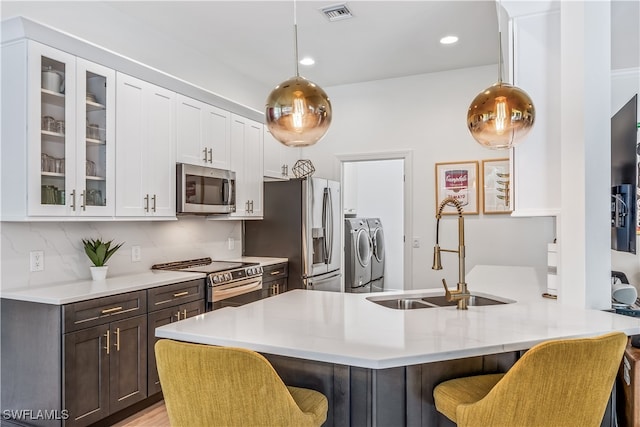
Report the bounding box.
[82,238,124,280]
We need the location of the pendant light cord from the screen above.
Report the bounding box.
[294,0,300,77]
[497,0,503,84]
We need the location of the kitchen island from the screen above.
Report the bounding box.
[155,266,640,426]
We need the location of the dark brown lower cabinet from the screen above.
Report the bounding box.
[147,299,204,394]
[63,315,147,427]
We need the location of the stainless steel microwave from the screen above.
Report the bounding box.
[177,163,236,214]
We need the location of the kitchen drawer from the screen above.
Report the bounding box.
[147,278,205,312]
[262,262,288,281]
[63,290,147,333]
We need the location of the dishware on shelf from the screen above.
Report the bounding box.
[41,66,65,93]
[86,160,96,177]
[54,158,65,174]
[86,189,103,206]
[41,185,57,205]
[55,120,65,135]
[87,123,100,140]
[86,92,97,103]
[42,116,56,132]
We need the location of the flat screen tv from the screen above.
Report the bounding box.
[611,94,638,254]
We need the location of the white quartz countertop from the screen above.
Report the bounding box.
[155,265,640,369]
[0,270,206,305]
[0,257,287,305]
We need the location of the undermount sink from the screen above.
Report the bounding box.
[367,293,514,310]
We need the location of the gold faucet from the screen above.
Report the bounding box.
[432,197,470,310]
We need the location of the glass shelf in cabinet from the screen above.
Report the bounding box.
[41,89,65,107]
[41,130,65,139]
[86,175,105,181]
[41,171,65,178]
[86,100,106,112]
[86,138,105,145]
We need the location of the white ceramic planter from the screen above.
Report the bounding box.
[90,266,108,281]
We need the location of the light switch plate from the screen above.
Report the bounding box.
[30,251,44,272]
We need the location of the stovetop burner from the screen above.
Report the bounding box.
[151,257,259,274]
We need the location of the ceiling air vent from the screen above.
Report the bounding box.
[320,4,354,22]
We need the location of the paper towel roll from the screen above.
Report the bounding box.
[612,282,638,305]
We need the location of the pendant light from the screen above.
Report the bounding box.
[467,2,535,150]
[265,1,332,147]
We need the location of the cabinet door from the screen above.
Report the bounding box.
[230,114,263,218]
[204,105,231,170]
[64,324,110,427]
[176,95,206,166]
[109,315,147,413]
[263,127,287,179]
[115,73,147,216]
[76,58,115,217]
[146,85,176,217]
[147,300,205,395]
[27,41,77,217]
[147,307,175,395]
[115,73,175,217]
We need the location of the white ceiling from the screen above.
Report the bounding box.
[2,1,637,91]
[102,0,501,88]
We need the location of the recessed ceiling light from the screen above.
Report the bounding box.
[440,35,459,45]
[300,57,315,66]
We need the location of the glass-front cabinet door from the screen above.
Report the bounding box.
[29,42,76,216]
[27,41,114,217]
[76,58,115,216]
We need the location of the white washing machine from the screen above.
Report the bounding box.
[367,218,385,292]
[344,218,372,292]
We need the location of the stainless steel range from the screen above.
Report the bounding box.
[152,257,263,310]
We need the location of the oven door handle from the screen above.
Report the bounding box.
[212,281,262,302]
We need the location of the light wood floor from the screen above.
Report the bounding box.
[112,401,170,427]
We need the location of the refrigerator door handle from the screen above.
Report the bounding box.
[326,188,334,264]
[322,188,329,264]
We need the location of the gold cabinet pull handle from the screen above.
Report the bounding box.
[101,306,123,314]
[114,328,120,352]
[173,291,189,297]
[104,330,110,355]
[175,311,181,321]
[270,271,281,275]
[183,309,187,319]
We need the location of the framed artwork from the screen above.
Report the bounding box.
[482,158,512,214]
[434,161,479,215]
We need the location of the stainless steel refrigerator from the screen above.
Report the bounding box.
[244,178,342,292]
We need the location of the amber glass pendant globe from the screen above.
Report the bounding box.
[265,76,332,147]
[467,81,535,150]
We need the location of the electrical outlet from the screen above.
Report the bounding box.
[131,246,141,262]
[412,238,420,248]
[227,238,234,251]
[30,251,44,272]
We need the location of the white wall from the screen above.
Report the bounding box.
[1,218,242,290]
[0,2,269,110]
[304,66,555,289]
[345,159,404,290]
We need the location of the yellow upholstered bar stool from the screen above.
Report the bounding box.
[155,339,328,427]
[433,332,627,427]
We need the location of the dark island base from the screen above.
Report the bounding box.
[265,351,617,427]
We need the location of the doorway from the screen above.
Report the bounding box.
[339,151,412,291]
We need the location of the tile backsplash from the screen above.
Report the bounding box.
[1,217,242,290]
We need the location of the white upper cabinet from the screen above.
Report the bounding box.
[176,94,231,170]
[263,127,301,180]
[1,40,115,220]
[510,9,561,216]
[230,114,264,219]
[115,73,176,218]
